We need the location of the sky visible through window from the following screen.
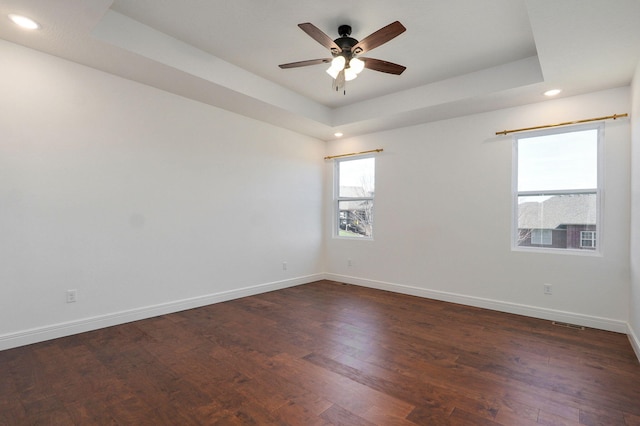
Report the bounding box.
[517,128,598,200]
[514,126,600,251]
[339,157,375,193]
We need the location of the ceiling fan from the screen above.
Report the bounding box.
[278,21,406,93]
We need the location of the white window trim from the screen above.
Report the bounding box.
[334,155,375,240]
[511,122,604,256]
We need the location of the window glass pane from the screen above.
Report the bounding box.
[518,129,598,191]
[516,193,596,249]
[338,200,373,237]
[339,157,375,198]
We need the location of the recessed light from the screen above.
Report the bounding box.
[544,89,562,97]
[8,14,40,30]
[334,132,344,138]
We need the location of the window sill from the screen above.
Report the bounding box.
[512,246,602,257]
[334,235,374,241]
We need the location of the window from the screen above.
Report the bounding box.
[531,229,552,245]
[335,156,375,238]
[580,231,596,248]
[513,123,602,253]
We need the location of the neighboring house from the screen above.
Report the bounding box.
[338,186,374,236]
[517,194,597,250]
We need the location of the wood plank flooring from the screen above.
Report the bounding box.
[1,280,639,425]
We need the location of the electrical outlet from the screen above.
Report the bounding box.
[543,284,552,295]
[66,289,77,303]
[348,259,352,267]
[282,261,287,271]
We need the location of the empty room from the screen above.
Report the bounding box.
[1,0,640,425]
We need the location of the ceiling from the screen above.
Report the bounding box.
[1,0,639,140]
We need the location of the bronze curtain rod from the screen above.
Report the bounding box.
[495,113,628,136]
[324,148,383,160]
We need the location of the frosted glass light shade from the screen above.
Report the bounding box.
[326,56,346,78]
[344,68,358,81]
[350,57,365,74]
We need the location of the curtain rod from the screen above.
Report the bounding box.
[495,113,628,136]
[324,148,383,160]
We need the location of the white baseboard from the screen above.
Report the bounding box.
[325,273,629,334]
[0,274,324,351]
[628,324,640,364]
[3,273,634,356]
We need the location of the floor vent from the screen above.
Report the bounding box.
[552,321,585,330]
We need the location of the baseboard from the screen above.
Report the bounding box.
[0,274,324,351]
[325,273,628,334]
[3,273,632,353]
[628,323,640,364]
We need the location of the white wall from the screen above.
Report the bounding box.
[0,40,325,349]
[630,60,640,358]
[1,37,635,352]
[325,87,631,332]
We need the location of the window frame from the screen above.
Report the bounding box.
[511,123,603,255]
[334,155,375,240]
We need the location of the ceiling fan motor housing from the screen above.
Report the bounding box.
[333,25,359,59]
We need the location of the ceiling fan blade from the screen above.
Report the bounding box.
[298,23,342,52]
[279,58,332,69]
[351,21,406,55]
[362,58,406,75]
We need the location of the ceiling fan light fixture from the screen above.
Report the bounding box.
[349,57,365,74]
[326,56,346,78]
[344,67,358,81]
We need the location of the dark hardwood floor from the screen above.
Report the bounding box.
[1,280,639,425]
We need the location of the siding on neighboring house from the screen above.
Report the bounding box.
[517,194,597,250]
